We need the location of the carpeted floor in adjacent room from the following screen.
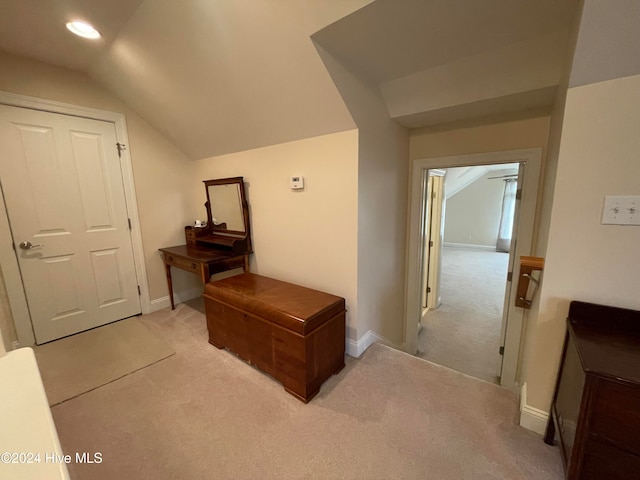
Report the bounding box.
[51,298,562,480]
[418,246,510,384]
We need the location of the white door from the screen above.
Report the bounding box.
[421,170,446,312]
[496,164,524,377]
[426,172,445,309]
[420,174,434,311]
[0,105,141,344]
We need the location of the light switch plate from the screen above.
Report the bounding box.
[602,195,640,225]
[290,176,304,190]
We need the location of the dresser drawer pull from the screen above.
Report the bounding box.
[192,263,197,269]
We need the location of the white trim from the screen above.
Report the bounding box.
[0,91,151,346]
[0,189,34,347]
[346,330,401,358]
[113,115,151,315]
[443,242,496,251]
[150,287,204,313]
[404,148,542,393]
[0,91,124,122]
[519,383,549,435]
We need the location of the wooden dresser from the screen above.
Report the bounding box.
[544,301,640,479]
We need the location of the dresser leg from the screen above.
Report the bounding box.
[165,263,175,310]
[543,413,556,445]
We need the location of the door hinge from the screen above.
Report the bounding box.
[499,346,505,355]
[116,142,127,158]
[516,189,522,200]
[137,285,141,295]
[429,240,434,247]
[127,218,132,230]
[507,271,513,282]
[426,287,431,293]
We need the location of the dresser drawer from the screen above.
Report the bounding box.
[582,437,640,480]
[185,228,196,245]
[164,253,200,274]
[590,380,640,454]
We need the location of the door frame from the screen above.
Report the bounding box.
[0,91,151,347]
[404,148,541,391]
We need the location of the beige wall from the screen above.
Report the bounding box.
[444,172,505,247]
[193,130,359,340]
[411,116,550,252]
[516,2,584,414]
[356,119,409,345]
[524,74,640,410]
[315,44,410,346]
[0,268,13,352]
[410,116,551,161]
[0,51,196,313]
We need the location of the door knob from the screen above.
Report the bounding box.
[19,241,43,250]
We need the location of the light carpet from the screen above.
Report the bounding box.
[51,299,562,480]
[34,317,175,406]
[419,246,509,384]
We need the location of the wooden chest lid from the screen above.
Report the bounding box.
[204,273,345,335]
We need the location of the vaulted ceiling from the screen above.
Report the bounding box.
[0,0,580,159]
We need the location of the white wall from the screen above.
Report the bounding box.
[523,73,640,410]
[192,131,359,341]
[444,171,505,247]
[0,51,197,311]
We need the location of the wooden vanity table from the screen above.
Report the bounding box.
[159,177,252,310]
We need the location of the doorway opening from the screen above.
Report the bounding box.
[404,149,541,391]
[417,163,519,384]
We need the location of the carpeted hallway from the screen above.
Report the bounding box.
[418,246,510,384]
[51,298,562,479]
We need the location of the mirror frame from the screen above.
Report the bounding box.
[203,177,249,237]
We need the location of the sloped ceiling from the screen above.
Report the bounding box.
[0,0,580,160]
[445,164,519,199]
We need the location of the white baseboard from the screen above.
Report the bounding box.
[444,242,496,251]
[150,287,203,312]
[346,330,401,358]
[519,382,549,435]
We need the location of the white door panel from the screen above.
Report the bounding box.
[0,105,141,343]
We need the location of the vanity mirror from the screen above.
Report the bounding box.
[204,177,247,235]
[196,176,252,252]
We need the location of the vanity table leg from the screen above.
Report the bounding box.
[164,263,175,310]
[201,264,211,284]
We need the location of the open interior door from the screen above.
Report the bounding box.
[496,163,524,378]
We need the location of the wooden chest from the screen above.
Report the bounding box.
[203,273,346,403]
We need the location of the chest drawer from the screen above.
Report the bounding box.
[164,253,200,274]
[590,380,640,454]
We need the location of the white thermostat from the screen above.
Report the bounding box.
[290,176,304,190]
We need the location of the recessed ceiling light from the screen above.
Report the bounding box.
[66,21,101,39]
